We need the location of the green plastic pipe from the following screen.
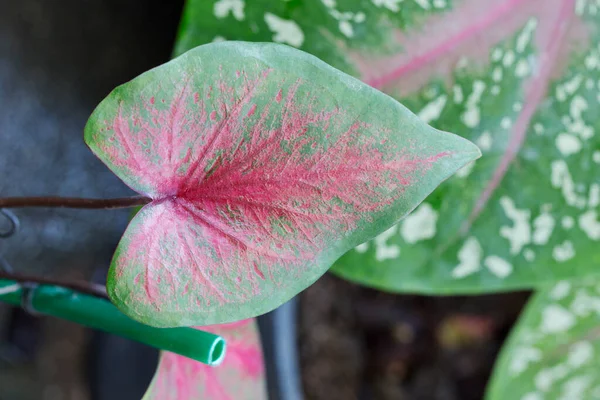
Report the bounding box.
[0,279,226,366]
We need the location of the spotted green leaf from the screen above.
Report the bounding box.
[487,279,600,400]
[143,319,266,400]
[176,0,600,293]
[85,41,478,327]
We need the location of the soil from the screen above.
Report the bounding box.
[299,274,530,400]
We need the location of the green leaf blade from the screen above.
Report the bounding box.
[86,42,479,327]
[487,280,600,400]
[174,0,600,293]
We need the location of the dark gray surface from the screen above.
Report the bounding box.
[0,0,183,278]
[0,1,183,399]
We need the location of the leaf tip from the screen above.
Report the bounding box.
[440,130,482,172]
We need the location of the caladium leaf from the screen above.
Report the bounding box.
[85,42,478,327]
[143,319,267,400]
[175,0,600,293]
[487,280,600,400]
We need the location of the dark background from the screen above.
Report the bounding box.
[0,1,530,399]
[0,1,183,399]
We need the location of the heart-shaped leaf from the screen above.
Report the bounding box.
[487,279,600,400]
[85,42,479,327]
[175,1,600,293]
[143,319,266,400]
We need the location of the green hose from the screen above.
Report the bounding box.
[0,279,226,366]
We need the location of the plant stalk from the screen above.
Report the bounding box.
[0,195,151,209]
[0,270,108,298]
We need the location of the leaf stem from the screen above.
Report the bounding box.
[0,195,151,209]
[0,270,108,299]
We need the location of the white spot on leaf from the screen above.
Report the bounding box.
[579,210,600,240]
[571,288,600,317]
[576,0,588,15]
[551,160,587,209]
[555,133,582,156]
[553,240,575,262]
[452,237,482,278]
[418,95,447,124]
[374,225,400,261]
[400,203,438,244]
[264,13,305,47]
[561,216,574,229]
[550,281,571,300]
[414,0,431,9]
[534,123,544,135]
[492,66,503,82]
[533,210,555,245]
[567,341,593,368]
[477,131,493,151]
[515,59,531,78]
[484,255,513,278]
[214,0,245,20]
[339,20,354,37]
[461,81,486,128]
[355,242,369,253]
[516,18,538,53]
[559,376,592,400]
[556,75,583,102]
[499,197,531,255]
[503,50,516,67]
[540,305,575,333]
[522,393,543,400]
[535,364,569,392]
[510,347,542,375]
[453,85,464,103]
[372,0,403,12]
[589,184,600,208]
[492,48,503,61]
[524,248,536,261]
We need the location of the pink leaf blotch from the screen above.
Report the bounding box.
[143,319,266,400]
[85,42,480,327]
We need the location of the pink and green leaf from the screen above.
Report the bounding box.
[85,42,479,327]
[143,319,267,400]
[175,1,600,293]
[487,279,600,400]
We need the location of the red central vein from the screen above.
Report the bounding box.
[177,201,304,261]
[463,0,575,232]
[181,77,264,191]
[366,0,527,89]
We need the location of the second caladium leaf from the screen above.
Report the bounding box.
[143,319,266,400]
[85,42,479,327]
[487,279,600,400]
[175,1,600,294]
